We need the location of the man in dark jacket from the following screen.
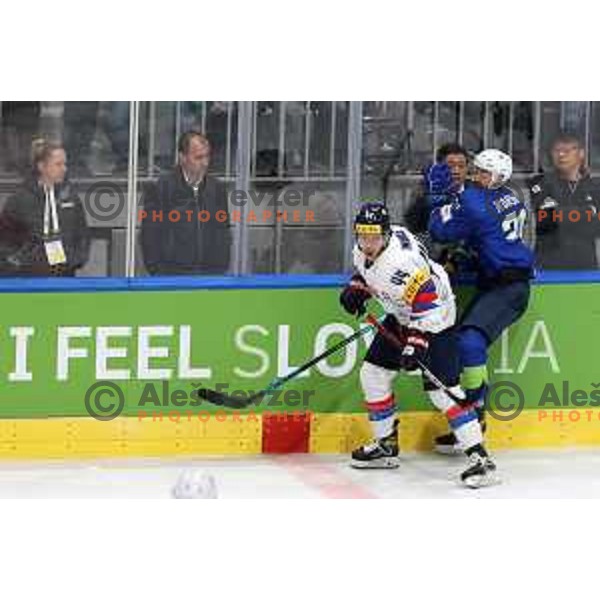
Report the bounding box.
[529,133,600,270]
[141,131,231,275]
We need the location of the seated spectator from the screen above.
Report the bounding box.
[141,131,231,275]
[529,133,600,269]
[0,139,91,276]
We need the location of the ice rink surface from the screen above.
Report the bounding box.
[0,448,598,498]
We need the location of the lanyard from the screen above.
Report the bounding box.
[43,185,60,236]
[182,170,203,199]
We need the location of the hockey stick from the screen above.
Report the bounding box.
[364,314,464,404]
[197,321,377,409]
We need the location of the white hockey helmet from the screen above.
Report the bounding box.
[473,149,513,188]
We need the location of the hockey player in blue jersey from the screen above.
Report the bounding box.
[427,149,535,454]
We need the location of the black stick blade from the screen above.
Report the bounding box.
[197,387,257,409]
[197,387,227,406]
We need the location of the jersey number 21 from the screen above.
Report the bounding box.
[502,209,526,241]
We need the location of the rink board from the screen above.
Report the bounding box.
[0,275,598,456]
[0,410,597,458]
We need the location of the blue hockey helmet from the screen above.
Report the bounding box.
[353,200,391,237]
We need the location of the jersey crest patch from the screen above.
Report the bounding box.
[402,268,429,304]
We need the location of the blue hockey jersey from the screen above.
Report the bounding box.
[428,185,535,280]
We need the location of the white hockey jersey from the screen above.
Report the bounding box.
[353,226,456,333]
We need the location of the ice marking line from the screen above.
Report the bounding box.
[272,455,378,499]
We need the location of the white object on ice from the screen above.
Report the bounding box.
[172,469,218,499]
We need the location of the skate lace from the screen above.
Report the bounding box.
[468,453,485,467]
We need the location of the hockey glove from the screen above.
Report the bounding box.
[423,163,457,208]
[399,329,429,372]
[340,275,371,316]
[439,244,478,276]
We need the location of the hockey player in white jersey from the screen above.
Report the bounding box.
[339,200,497,488]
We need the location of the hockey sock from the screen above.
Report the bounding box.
[365,394,397,439]
[428,387,482,450]
[460,365,488,409]
[360,362,398,439]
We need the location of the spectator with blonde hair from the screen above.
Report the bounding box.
[0,138,90,276]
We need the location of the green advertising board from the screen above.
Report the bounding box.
[0,281,598,420]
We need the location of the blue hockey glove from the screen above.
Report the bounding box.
[423,163,457,208]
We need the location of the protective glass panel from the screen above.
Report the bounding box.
[0,101,129,277]
[135,101,237,277]
[360,101,600,271]
[245,101,350,275]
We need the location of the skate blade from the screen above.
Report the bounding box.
[350,457,400,470]
[461,471,501,489]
